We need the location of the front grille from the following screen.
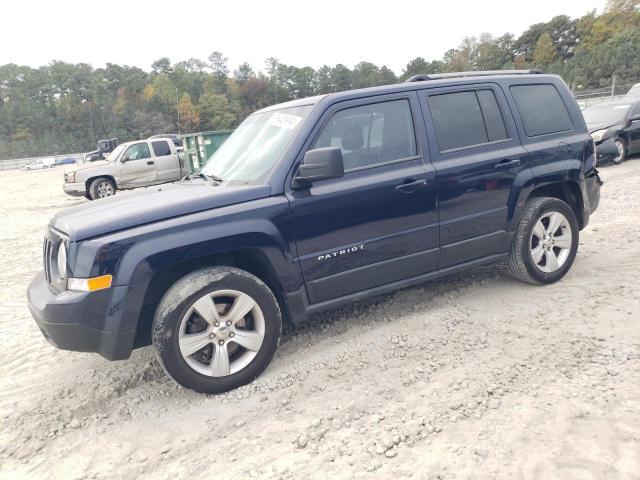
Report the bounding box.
[43,237,52,283]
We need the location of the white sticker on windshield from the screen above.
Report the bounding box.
[268,112,303,130]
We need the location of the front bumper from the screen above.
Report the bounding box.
[63,182,86,197]
[595,138,620,164]
[27,272,148,360]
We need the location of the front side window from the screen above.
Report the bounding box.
[510,84,572,136]
[428,90,508,152]
[123,143,151,161]
[312,99,417,171]
[152,140,172,156]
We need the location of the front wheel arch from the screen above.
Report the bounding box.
[85,175,117,195]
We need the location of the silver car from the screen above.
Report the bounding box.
[63,138,184,200]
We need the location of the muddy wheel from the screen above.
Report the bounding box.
[88,177,115,200]
[508,197,579,285]
[152,266,282,394]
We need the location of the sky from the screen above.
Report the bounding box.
[1,0,608,75]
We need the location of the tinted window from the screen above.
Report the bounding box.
[123,143,151,161]
[510,84,572,136]
[477,90,508,142]
[313,99,417,171]
[152,140,172,156]
[631,102,640,117]
[429,91,488,151]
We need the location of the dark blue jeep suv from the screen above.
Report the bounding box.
[28,70,602,393]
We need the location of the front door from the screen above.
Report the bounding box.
[419,84,530,268]
[288,93,439,305]
[119,142,157,187]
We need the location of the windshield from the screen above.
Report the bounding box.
[583,104,630,125]
[201,105,313,184]
[104,144,126,162]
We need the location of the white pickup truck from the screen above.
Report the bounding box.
[63,138,184,200]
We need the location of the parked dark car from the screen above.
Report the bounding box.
[82,138,119,163]
[55,157,78,166]
[583,100,640,164]
[28,70,602,394]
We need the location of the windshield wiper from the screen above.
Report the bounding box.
[182,170,223,184]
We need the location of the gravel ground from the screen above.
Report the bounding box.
[1,160,639,479]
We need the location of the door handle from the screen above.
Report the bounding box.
[395,178,429,193]
[495,159,521,170]
[147,161,155,165]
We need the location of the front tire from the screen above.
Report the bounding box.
[508,197,579,285]
[88,177,115,200]
[612,138,627,165]
[152,267,282,394]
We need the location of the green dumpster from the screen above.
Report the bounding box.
[181,130,233,172]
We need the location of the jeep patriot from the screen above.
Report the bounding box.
[28,70,602,393]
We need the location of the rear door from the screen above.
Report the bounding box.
[151,140,182,181]
[626,102,640,153]
[288,92,439,304]
[119,142,157,187]
[419,83,530,268]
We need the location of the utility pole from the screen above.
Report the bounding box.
[176,87,181,134]
[611,74,616,98]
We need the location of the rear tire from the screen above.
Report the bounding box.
[88,177,115,200]
[508,197,579,285]
[152,266,282,394]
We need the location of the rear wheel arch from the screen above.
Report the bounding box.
[526,181,584,230]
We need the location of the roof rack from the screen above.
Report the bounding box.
[403,69,544,83]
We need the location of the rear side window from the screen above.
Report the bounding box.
[477,90,508,142]
[312,99,417,171]
[510,84,572,136]
[428,90,508,152]
[152,140,172,156]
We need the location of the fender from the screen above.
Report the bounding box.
[72,195,303,293]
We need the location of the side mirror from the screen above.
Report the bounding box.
[629,114,640,123]
[293,147,344,188]
[120,155,129,163]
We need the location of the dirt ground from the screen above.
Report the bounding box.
[1,160,639,480]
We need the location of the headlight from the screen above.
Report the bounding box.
[590,129,607,143]
[65,171,76,183]
[57,242,67,279]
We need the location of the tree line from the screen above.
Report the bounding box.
[0,0,638,160]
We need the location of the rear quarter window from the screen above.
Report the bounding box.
[152,141,172,156]
[510,84,573,137]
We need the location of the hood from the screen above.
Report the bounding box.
[65,160,110,173]
[51,182,272,241]
[585,122,620,134]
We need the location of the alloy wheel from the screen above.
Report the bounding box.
[530,211,572,273]
[178,289,265,377]
[97,181,114,197]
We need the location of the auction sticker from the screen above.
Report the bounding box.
[268,112,303,130]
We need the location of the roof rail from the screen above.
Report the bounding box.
[403,69,544,83]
